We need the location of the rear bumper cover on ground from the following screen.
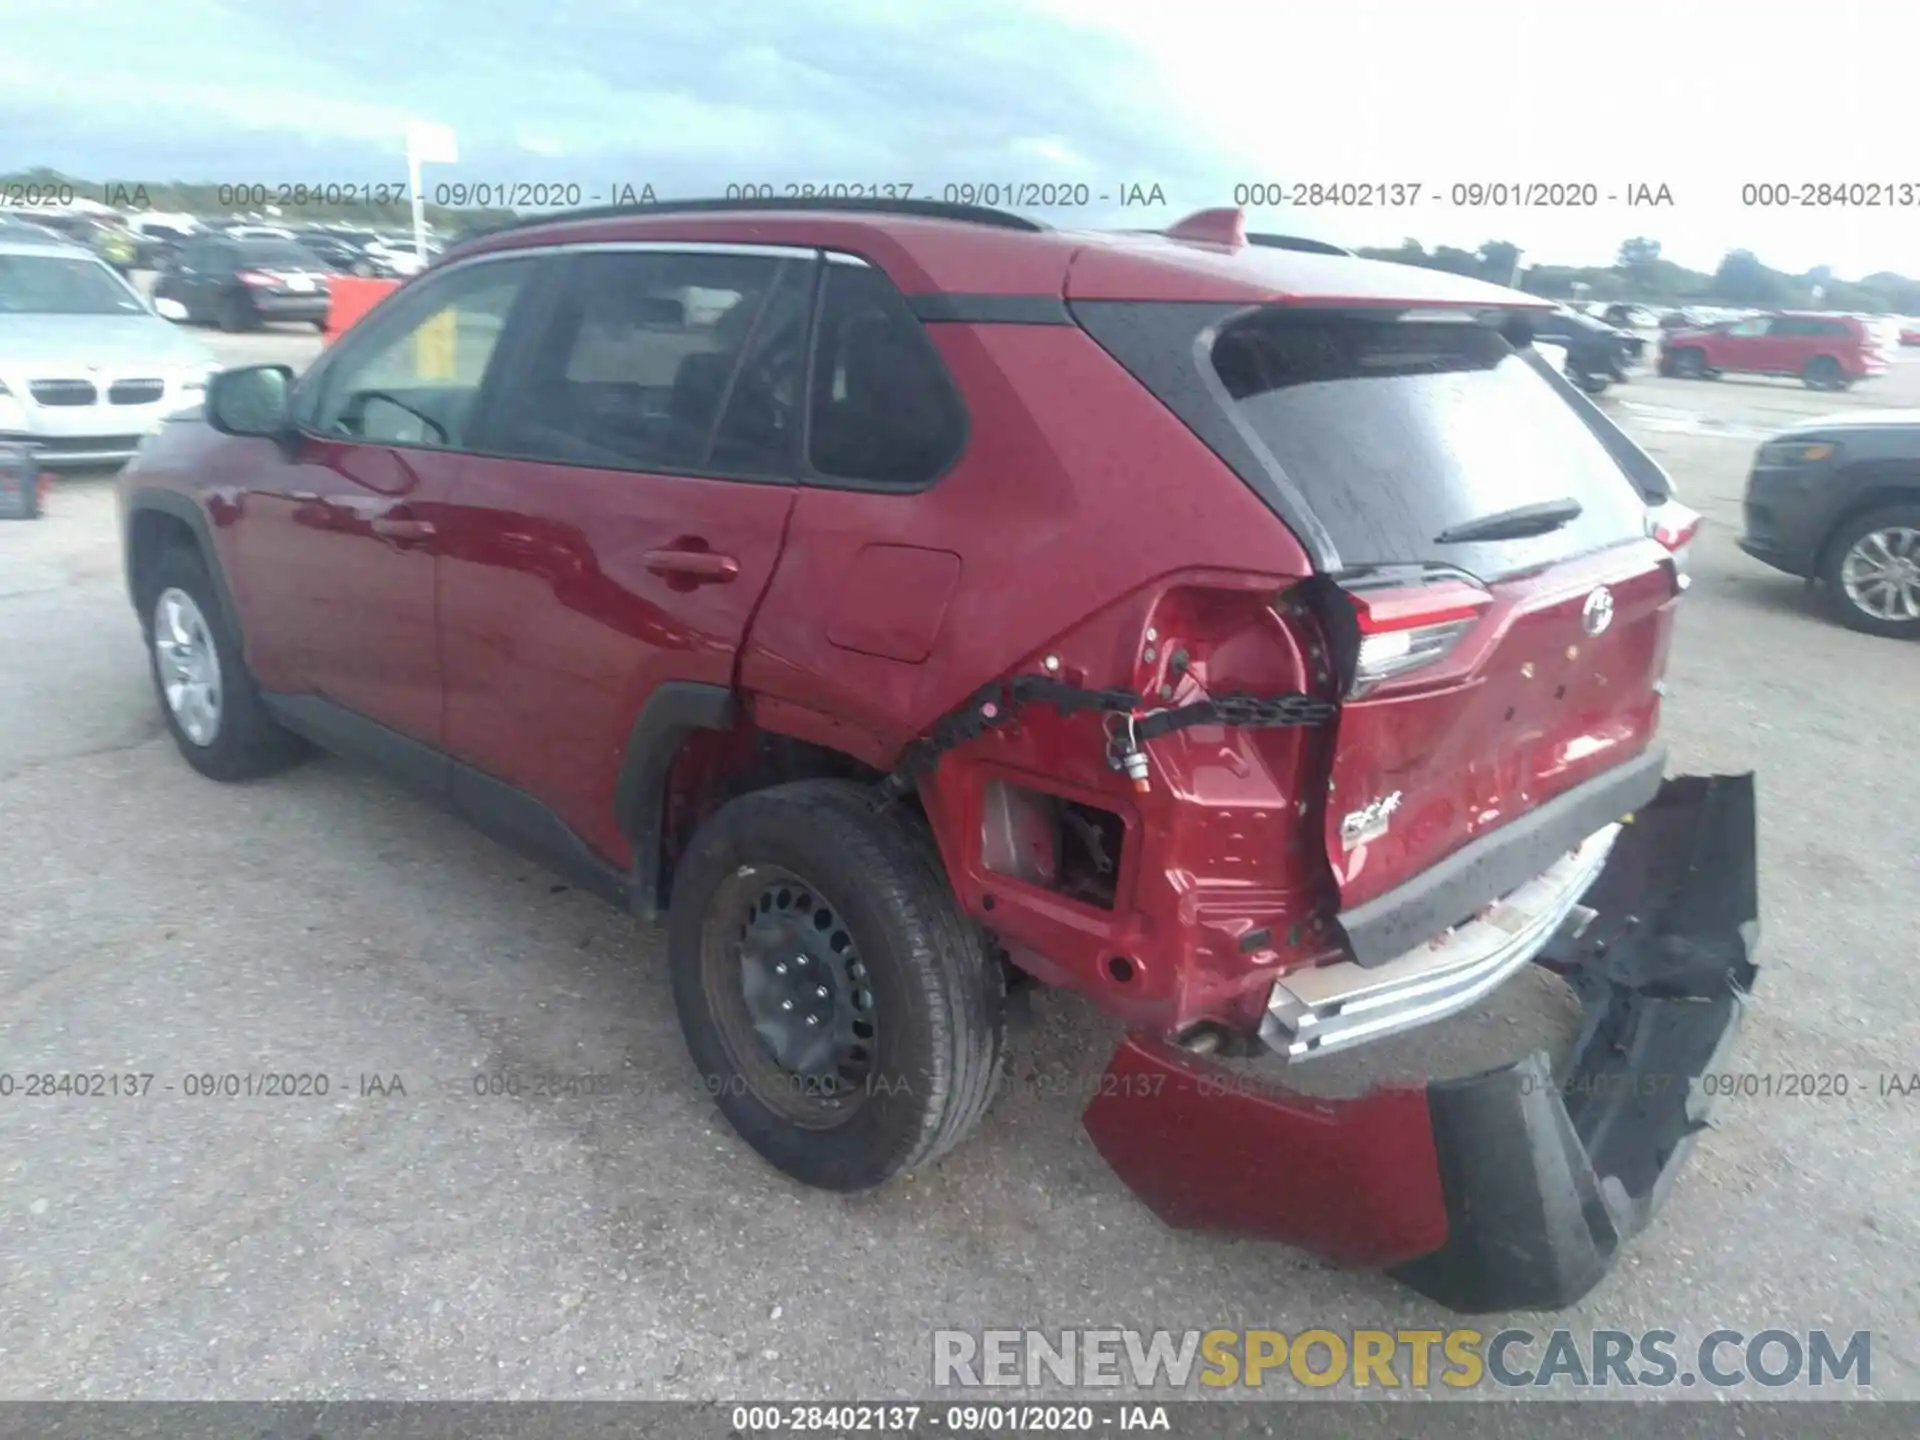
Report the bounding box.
[1082,773,1759,1313]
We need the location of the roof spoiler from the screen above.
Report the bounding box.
[1163,206,1247,248]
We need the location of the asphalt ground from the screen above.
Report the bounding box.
[1,324,1916,1405]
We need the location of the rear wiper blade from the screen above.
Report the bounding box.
[1435,497,1583,544]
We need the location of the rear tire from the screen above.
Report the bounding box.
[1804,356,1843,390]
[1820,504,1920,639]
[1671,348,1706,378]
[142,546,308,779]
[219,292,258,333]
[667,779,1007,1192]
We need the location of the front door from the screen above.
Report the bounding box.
[228,255,544,743]
[1719,316,1773,372]
[419,245,815,857]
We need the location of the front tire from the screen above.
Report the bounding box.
[1804,356,1844,390]
[1820,505,1920,639]
[1671,348,1706,378]
[668,780,1007,1192]
[142,546,307,779]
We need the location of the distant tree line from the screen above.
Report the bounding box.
[1356,235,1920,315]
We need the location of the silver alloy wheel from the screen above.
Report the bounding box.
[1840,525,1920,622]
[153,587,223,745]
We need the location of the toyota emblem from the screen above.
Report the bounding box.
[1582,585,1615,636]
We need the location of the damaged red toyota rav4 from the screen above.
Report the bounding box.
[118,199,1759,1313]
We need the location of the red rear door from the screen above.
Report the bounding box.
[420,245,812,859]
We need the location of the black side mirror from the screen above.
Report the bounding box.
[205,364,294,438]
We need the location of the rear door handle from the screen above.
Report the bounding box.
[370,516,437,547]
[643,548,740,583]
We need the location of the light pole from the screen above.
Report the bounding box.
[406,122,459,261]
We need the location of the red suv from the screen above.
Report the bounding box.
[1658,309,1888,389]
[118,199,1758,1312]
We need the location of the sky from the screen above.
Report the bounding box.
[1,0,1914,279]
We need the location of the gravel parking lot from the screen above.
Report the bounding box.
[2,329,1917,1402]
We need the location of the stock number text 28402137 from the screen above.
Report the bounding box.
[1233,181,1424,207]
[721,181,1170,208]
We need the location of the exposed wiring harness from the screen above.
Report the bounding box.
[879,672,1337,800]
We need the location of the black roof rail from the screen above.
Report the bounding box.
[453,195,1049,246]
[1245,232,1355,257]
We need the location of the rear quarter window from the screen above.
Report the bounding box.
[805,264,966,490]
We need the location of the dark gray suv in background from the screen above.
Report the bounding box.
[1741,410,1920,638]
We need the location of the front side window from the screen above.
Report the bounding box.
[1728,318,1769,337]
[806,263,966,489]
[306,258,535,450]
[484,250,796,475]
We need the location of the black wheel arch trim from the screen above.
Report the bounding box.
[615,680,738,922]
[122,487,242,640]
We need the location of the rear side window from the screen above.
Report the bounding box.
[1208,313,1651,579]
[806,264,965,489]
[486,250,801,477]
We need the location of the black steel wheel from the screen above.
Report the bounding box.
[712,864,880,1120]
[668,779,1007,1191]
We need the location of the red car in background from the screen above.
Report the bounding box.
[1658,310,1888,389]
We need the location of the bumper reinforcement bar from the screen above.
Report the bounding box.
[1262,823,1621,1060]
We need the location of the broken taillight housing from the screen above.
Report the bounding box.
[1344,579,1492,697]
[1647,499,1702,589]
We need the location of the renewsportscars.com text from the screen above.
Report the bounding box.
[933,1327,1871,1391]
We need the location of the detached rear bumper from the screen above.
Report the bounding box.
[1082,773,1760,1314]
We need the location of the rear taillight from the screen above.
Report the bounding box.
[237,270,275,287]
[1651,503,1701,553]
[1648,500,1701,591]
[1344,579,1492,696]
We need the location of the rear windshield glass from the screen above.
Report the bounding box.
[237,241,319,266]
[1209,313,1650,579]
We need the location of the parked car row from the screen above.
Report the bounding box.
[0,208,139,274]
